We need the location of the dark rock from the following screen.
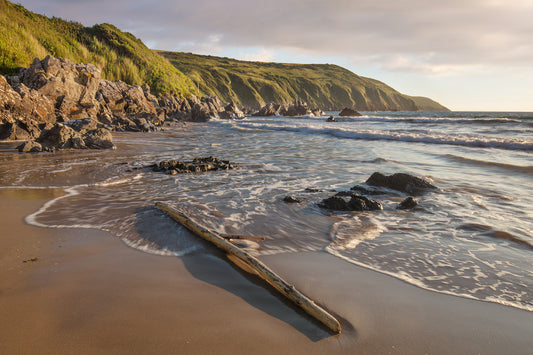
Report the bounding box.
[319,194,382,212]
[348,195,382,211]
[398,197,419,210]
[327,116,336,122]
[37,123,82,149]
[283,196,301,203]
[365,172,437,195]
[339,108,362,117]
[350,185,388,195]
[304,187,323,193]
[153,157,237,174]
[335,191,356,197]
[17,141,43,153]
[320,196,349,210]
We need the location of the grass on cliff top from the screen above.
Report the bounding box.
[0,0,195,96]
[157,51,449,111]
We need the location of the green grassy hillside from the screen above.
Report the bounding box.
[0,0,448,111]
[408,96,449,111]
[158,51,449,111]
[0,0,195,96]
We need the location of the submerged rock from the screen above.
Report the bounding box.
[365,172,437,195]
[283,196,301,203]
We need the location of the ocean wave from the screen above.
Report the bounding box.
[233,121,533,151]
[444,154,533,174]
[357,116,523,125]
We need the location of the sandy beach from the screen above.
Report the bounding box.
[1,187,532,354]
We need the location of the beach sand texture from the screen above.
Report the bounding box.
[1,188,532,354]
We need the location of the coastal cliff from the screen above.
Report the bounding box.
[159,51,448,111]
[0,0,448,114]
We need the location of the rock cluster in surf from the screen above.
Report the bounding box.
[314,172,436,212]
[152,156,237,174]
[252,100,323,117]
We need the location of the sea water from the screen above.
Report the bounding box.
[1,111,531,311]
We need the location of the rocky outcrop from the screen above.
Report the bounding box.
[253,100,323,117]
[16,119,115,152]
[365,172,437,195]
[339,108,362,117]
[1,55,242,152]
[152,156,237,174]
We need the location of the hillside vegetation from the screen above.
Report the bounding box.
[158,51,449,111]
[0,0,195,96]
[0,0,448,111]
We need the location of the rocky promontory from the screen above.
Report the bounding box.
[0,56,245,151]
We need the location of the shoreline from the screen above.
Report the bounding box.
[1,188,532,354]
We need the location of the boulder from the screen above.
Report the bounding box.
[37,123,83,149]
[339,108,362,117]
[83,128,116,149]
[398,197,419,210]
[16,141,43,153]
[365,172,437,195]
[35,119,115,151]
[319,193,382,212]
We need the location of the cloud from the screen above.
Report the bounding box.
[16,0,533,74]
[239,48,275,62]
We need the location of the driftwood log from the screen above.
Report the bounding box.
[155,202,341,334]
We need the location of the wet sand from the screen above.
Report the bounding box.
[1,188,532,354]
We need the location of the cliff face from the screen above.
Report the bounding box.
[158,51,449,112]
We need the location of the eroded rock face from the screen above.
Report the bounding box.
[365,172,437,195]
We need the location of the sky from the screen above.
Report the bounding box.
[16,0,533,111]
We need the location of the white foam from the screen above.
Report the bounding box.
[325,246,533,312]
[232,121,533,151]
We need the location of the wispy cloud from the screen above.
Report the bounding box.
[17,0,533,74]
